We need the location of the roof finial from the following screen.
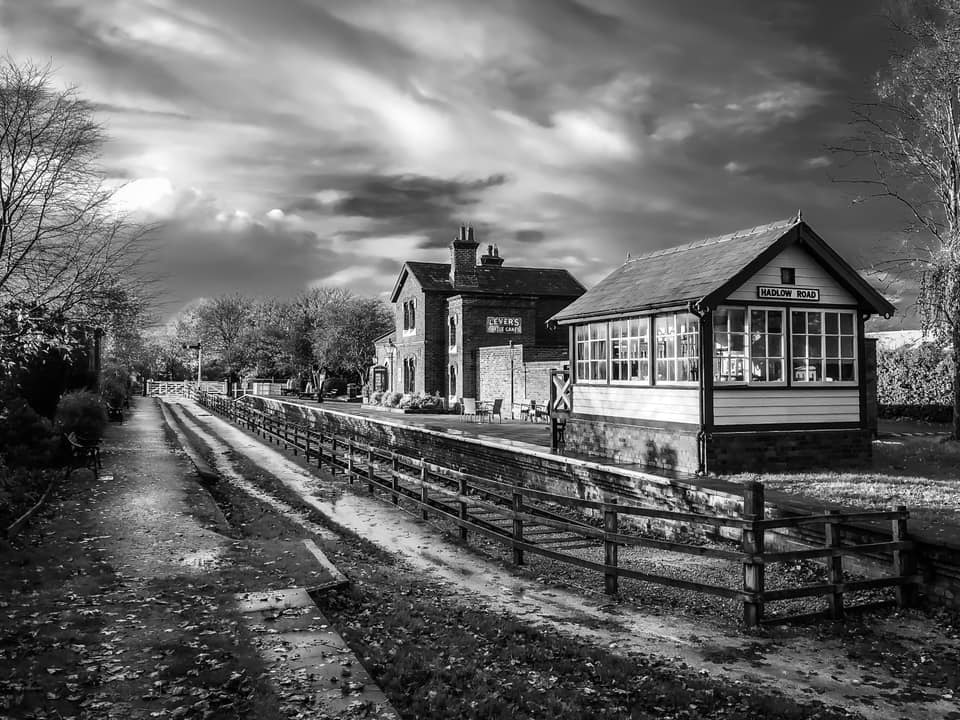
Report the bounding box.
[796,208,803,223]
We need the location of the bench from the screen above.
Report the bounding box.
[66,432,101,476]
[107,402,124,423]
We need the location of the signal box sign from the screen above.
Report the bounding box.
[757,286,820,302]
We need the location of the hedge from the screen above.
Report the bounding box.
[876,342,954,421]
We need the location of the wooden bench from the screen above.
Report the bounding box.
[106,402,124,423]
[66,432,101,476]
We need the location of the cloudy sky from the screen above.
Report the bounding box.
[0,0,918,327]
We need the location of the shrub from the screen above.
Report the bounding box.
[0,458,53,526]
[0,389,60,467]
[383,392,403,408]
[876,342,954,421]
[370,391,384,405]
[100,362,132,407]
[55,390,108,443]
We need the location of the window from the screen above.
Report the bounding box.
[656,313,699,383]
[610,317,649,382]
[448,315,457,350]
[575,322,607,381]
[403,357,416,393]
[749,309,784,382]
[781,267,796,285]
[402,300,416,333]
[713,308,747,382]
[449,364,457,395]
[792,310,856,383]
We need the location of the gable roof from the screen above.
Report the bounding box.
[551,217,895,324]
[390,262,585,302]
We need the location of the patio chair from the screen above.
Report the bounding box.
[518,398,534,422]
[488,398,503,423]
[462,397,478,422]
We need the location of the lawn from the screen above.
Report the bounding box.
[726,434,960,543]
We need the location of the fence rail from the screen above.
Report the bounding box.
[191,389,918,627]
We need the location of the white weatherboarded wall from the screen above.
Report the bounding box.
[574,385,699,425]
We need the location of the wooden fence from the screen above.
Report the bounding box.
[192,389,919,627]
[147,380,227,396]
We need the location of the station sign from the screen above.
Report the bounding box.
[756,286,820,302]
[486,316,522,334]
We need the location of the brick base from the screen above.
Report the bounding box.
[706,428,872,474]
[564,417,700,474]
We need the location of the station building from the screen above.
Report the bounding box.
[374,226,585,406]
[549,215,895,475]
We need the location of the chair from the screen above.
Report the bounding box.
[488,398,503,423]
[462,397,477,422]
[518,398,534,422]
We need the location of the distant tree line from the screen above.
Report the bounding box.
[131,289,392,385]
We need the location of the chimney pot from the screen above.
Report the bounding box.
[467,226,475,243]
[493,245,499,257]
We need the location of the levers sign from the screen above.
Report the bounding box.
[757,286,820,302]
[487,316,522,334]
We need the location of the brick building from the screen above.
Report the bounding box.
[374,226,585,406]
[550,214,895,475]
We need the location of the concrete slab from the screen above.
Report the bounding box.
[235,587,400,719]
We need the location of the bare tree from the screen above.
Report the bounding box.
[0,58,154,370]
[837,0,960,439]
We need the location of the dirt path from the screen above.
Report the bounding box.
[166,397,960,720]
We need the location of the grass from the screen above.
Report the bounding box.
[726,435,960,542]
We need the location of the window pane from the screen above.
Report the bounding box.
[808,313,822,333]
[825,336,839,358]
[792,312,805,333]
[825,361,840,381]
[808,336,821,357]
[751,361,766,381]
[751,336,765,357]
[825,312,839,334]
[840,314,853,334]
[792,335,805,357]
[840,360,855,381]
[768,335,782,357]
[768,360,783,382]
[731,334,744,353]
[841,336,854,358]
[730,310,745,332]
[768,311,782,334]
[750,310,764,332]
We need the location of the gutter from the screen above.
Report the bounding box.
[688,300,708,476]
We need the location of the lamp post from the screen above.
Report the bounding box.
[509,339,515,419]
[182,342,202,386]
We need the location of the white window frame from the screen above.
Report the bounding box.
[654,312,700,385]
[713,306,787,386]
[403,299,416,336]
[609,316,650,385]
[790,309,858,385]
[575,321,608,383]
[448,314,457,352]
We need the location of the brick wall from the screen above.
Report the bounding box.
[241,395,960,610]
[477,345,567,417]
[564,417,701,473]
[706,429,872,474]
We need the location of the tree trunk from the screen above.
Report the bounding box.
[954,318,960,442]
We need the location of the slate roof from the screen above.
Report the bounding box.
[551,217,895,323]
[392,262,585,302]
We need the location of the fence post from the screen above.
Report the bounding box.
[317,429,324,469]
[512,490,524,565]
[291,422,298,456]
[458,476,468,542]
[742,480,765,628]
[305,427,312,462]
[331,435,338,475]
[367,447,375,494]
[391,453,399,505]
[604,498,619,596]
[893,505,917,608]
[420,462,429,520]
[826,509,844,620]
[347,439,354,484]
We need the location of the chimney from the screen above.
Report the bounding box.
[479,242,505,267]
[450,224,480,288]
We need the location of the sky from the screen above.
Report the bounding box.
[0,0,920,329]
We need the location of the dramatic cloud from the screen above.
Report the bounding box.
[0,0,915,324]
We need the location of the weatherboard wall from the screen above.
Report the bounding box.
[712,388,861,426]
[573,385,699,426]
[724,244,856,305]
